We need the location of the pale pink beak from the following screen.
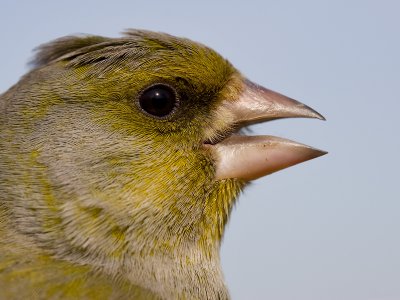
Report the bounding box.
[208,79,326,181]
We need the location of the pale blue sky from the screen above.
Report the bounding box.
[1,1,399,299]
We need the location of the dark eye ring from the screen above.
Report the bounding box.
[138,84,178,118]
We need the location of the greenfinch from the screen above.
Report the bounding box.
[0,30,325,299]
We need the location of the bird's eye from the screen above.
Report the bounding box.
[138,84,178,118]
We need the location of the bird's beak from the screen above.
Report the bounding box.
[208,79,327,181]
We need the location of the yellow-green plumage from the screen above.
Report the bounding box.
[0,30,246,299]
[0,29,326,299]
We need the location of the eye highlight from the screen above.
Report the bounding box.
[138,84,178,118]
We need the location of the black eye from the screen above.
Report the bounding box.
[138,84,178,118]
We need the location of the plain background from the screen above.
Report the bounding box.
[1,1,399,299]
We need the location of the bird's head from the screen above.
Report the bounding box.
[0,30,325,296]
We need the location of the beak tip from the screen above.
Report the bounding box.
[302,105,326,121]
[311,148,328,159]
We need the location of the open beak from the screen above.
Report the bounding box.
[208,79,327,181]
